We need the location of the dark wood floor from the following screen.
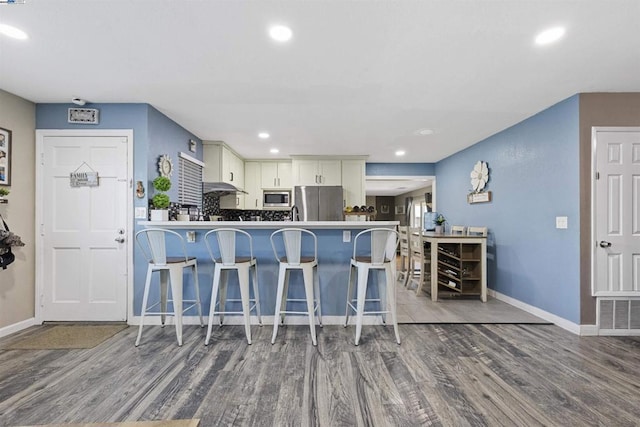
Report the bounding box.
[0,323,639,426]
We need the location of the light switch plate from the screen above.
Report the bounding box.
[135,207,147,219]
[556,216,568,229]
[343,230,351,242]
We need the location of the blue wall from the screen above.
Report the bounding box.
[435,95,581,323]
[36,103,203,315]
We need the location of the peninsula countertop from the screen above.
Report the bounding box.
[137,220,399,229]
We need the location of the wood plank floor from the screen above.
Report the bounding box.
[0,323,639,426]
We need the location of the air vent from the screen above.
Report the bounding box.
[598,298,640,334]
[68,108,99,124]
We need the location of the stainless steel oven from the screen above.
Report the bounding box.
[263,190,291,208]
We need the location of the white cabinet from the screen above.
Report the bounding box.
[261,161,292,189]
[244,161,262,210]
[203,142,244,190]
[203,141,245,209]
[341,159,366,208]
[292,159,341,186]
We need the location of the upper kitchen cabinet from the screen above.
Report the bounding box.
[203,141,245,190]
[261,161,292,189]
[292,158,342,186]
[341,159,366,207]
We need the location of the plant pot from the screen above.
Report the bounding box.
[150,209,169,221]
[435,225,444,234]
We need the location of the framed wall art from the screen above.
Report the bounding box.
[0,127,11,186]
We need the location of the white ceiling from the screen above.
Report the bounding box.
[1,0,639,164]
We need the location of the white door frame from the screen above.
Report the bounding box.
[591,126,640,297]
[35,129,134,323]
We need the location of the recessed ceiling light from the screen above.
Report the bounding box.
[0,24,28,40]
[395,150,406,156]
[269,25,292,42]
[270,148,279,154]
[414,128,434,136]
[258,132,270,139]
[535,27,565,45]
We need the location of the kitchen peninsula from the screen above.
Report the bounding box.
[137,220,399,322]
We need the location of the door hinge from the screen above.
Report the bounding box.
[40,152,44,165]
[596,171,600,180]
[40,223,44,236]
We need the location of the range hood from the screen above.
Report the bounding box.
[202,182,247,196]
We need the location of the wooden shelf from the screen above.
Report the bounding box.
[436,241,483,298]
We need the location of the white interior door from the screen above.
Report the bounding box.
[38,132,130,321]
[593,127,640,296]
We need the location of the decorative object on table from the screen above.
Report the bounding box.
[434,214,446,234]
[158,154,174,177]
[468,160,492,204]
[150,176,171,221]
[0,127,11,186]
[0,213,24,270]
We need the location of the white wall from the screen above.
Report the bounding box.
[0,89,36,329]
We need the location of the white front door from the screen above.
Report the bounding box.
[593,127,640,296]
[37,131,131,321]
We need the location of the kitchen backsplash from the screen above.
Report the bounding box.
[203,193,289,221]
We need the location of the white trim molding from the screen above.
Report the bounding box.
[0,317,39,339]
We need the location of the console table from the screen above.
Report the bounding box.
[421,232,487,302]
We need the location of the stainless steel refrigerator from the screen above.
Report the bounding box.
[294,186,344,221]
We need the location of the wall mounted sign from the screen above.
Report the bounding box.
[68,108,100,124]
[468,160,491,204]
[467,191,492,204]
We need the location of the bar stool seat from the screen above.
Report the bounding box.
[204,228,262,345]
[344,228,400,346]
[270,228,322,346]
[135,228,203,347]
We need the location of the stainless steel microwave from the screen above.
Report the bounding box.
[263,191,291,208]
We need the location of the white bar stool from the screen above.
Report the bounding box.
[344,228,400,346]
[204,228,262,345]
[270,228,322,346]
[135,228,203,346]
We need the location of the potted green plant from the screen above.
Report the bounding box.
[0,188,9,202]
[434,214,446,234]
[150,176,171,221]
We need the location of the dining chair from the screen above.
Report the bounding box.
[134,228,203,347]
[203,228,262,345]
[408,227,431,296]
[450,225,466,234]
[397,226,411,287]
[344,228,400,345]
[467,226,488,236]
[270,228,322,346]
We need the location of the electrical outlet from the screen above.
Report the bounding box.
[556,216,568,229]
[343,230,351,242]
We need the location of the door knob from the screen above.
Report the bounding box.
[115,237,125,243]
[599,241,611,248]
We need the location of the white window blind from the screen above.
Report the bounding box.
[178,152,204,208]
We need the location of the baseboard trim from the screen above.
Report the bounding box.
[128,315,379,326]
[488,289,589,335]
[0,317,39,339]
